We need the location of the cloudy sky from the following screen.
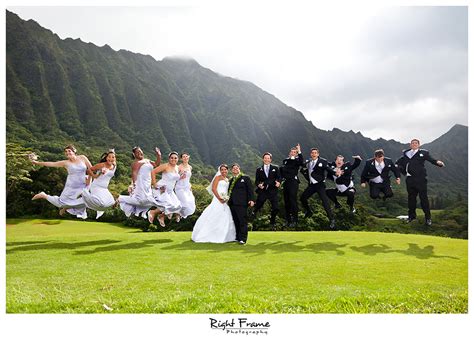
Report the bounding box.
[8,4,468,144]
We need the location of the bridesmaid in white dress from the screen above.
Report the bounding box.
[82,149,117,219]
[192,164,236,243]
[117,146,162,218]
[148,152,182,226]
[30,144,92,219]
[175,152,196,220]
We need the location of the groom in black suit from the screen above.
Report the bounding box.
[395,139,444,226]
[360,149,401,200]
[253,152,281,230]
[228,163,255,244]
[280,144,304,226]
[300,148,336,228]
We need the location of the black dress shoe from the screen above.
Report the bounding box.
[425,219,432,226]
[329,219,336,229]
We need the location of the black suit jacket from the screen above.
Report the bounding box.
[280,153,304,184]
[255,164,281,193]
[360,157,400,184]
[228,175,255,207]
[328,158,361,186]
[300,157,332,184]
[395,149,441,179]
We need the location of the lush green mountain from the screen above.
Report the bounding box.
[423,124,468,197]
[6,10,467,198]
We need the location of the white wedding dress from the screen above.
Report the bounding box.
[175,168,196,218]
[192,179,236,243]
[118,161,157,218]
[152,170,182,216]
[82,165,116,219]
[45,160,87,219]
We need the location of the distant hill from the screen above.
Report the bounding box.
[6,10,467,197]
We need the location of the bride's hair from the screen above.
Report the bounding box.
[219,164,228,171]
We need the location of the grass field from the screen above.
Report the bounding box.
[6,218,468,313]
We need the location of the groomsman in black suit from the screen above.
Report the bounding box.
[254,152,281,230]
[360,149,401,200]
[300,148,336,228]
[228,163,255,244]
[395,139,444,226]
[326,155,362,213]
[280,144,304,227]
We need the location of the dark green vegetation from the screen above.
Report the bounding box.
[6,219,467,313]
[5,11,468,237]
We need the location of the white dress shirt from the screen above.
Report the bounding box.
[370,160,385,184]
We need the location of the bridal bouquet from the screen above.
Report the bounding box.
[28,153,38,161]
[219,192,230,202]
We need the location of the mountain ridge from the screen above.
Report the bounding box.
[6,10,467,197]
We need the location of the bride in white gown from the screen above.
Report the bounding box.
[192,164,236,243]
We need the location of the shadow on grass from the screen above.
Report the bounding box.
[74,239,173,255]
[161,240,350,256]
[306,242,348,255]
[350,243,459,260]
[161,240,459,260]
[6,240,121,254]
[6,241,51,247]
[6,219,62,226]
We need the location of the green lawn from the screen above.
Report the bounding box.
[6,218,468,313]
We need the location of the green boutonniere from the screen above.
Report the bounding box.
[228,172,244,197]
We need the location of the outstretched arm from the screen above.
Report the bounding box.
[87,162,107,178]
[152,147,162,168]
[151,163,168,186]
[297,151,304,166]
[425,151,445,167]
[351,156,362,170]
[30,159,67,168]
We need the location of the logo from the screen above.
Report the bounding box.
[210,318,270,335]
